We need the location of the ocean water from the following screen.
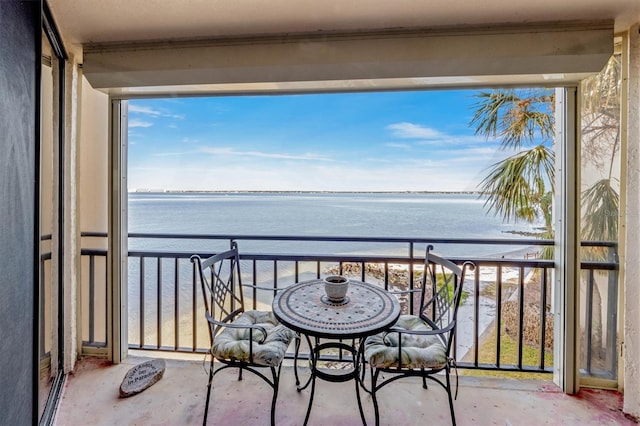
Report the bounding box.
[126,192,539,350]
[128,191,540,257]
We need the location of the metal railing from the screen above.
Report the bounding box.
[78,232,618,378]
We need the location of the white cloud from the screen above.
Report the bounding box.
[416,134,491,146]
[129,119,153,128]
[386,122,444,139]
[129,104,185,120]
[199,147,332,161]
[441,147,498,156]
[129,122,501,192]
[129,105,163,116]
[365,157,394,163]
[151,151,196,157]
[443,145,518,161]
[384,142,412,149]
[128,160,481,192]
[386,122,495,147]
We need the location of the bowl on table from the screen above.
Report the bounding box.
[323,275,350,302]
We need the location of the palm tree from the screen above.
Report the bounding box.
[469,56,621,259]
[469,88,556,258]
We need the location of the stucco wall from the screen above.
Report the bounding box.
[79,77,109,235]
[623,23,640,417]
[78,77,110,346]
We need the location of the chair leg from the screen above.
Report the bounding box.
[294,333,301,386]
[371,369,381,426]
[358,342,371,395]
[445,369,457,426]
[203,364,214,426]
[269,365,280,426]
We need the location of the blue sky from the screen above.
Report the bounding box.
[127,90,511,192]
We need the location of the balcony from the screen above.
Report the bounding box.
[46,233,625,424]
[75,233,618,379]
[54,355,633,425]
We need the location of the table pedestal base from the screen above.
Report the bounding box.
[296,335,367,425]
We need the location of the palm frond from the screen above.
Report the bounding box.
[581,54,622,177]
[470,90,520,139]
[581,55,621,114]
[537,226,555,260]
[503,110,554,148]
[470,89,555,150]
[478,145,554,223]
[581,178,619,260]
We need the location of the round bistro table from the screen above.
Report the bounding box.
[272,278,401,425]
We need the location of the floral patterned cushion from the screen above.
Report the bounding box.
[364,315,447,369]
[212,310,296,367]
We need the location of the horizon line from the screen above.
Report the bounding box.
[130,189,481,194]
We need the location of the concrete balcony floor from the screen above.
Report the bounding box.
[54,355,636,426]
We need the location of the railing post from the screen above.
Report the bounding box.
[468,264,478,367]
[140,257,145,349]
[409,242,414,313]
[539,267,548,369]
[495,264,502,368]
[517,265,525,369]
[157,257,162,349]
[174,258,179,351]
[89,255,95,345]
[606,246,619,379]
[585,269,594,375]
[192,260,197,352]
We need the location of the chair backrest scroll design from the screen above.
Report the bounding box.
[191,241,245,343]
[419,246,474,353]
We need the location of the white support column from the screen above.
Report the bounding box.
[108,99,128,364]
[623,23,640,418]
[553,87,580,394]
[63,54,83,373]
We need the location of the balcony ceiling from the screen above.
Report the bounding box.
[49,0,639,46]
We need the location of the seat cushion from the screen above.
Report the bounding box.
[364,315,447,369]
[212,310,296,367]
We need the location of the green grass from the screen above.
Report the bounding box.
[460,325,553,380]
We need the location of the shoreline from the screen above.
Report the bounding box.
[130,189,481,195]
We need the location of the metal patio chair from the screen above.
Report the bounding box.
[363,246,475,426]
[191,242,296,426]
